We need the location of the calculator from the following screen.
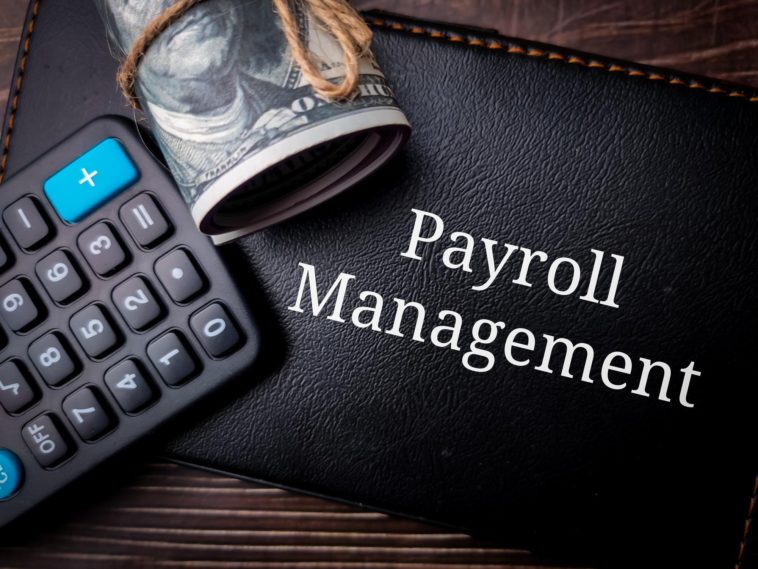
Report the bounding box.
[0,116,260,529]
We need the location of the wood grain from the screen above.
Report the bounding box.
[0,463,586,568]
[0,0,26,113]
[354,0,758,87]
[0,1,757,567]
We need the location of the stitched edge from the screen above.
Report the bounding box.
[737,476,758,568]
[367,16,758,104]
[0,0,40,184]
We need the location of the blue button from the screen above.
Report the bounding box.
[0,448,23,500]
[44,138,139,223]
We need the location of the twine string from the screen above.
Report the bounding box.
[117,0,372,110]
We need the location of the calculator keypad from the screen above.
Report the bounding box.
[0,119,258,530]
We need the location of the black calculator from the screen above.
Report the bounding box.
[0,116,260,529]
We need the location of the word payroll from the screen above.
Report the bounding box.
[401,209,625,308]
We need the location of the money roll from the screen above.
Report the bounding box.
[97,0,411,243]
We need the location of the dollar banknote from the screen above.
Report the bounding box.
[96,0,410,243]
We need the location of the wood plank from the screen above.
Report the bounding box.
[0,0,27,113]
[1,0,758,112]
[0,463,586,568]
[353,0,758,87]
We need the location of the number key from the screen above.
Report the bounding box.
[62,387,114,442]
[70,304,121,359]
[104,358,156,414]
[113,276,163,331]
[35,249,86,305]
[0,277,44,332]
[3,197,52,251]
[29,332,79,387]
[190,302,242,358]
[147,331,199,386]
[77,222,128,277]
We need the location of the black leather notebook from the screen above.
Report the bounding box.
[3,1,758,567]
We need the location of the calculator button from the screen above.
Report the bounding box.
[112,276,164,331]
[0,278,44,332]
[155,249,206,304]
[147,331,199,387]
[0,236,12,273]
[78,222,129,277]
[190,303,241,358]
[22,414,71,468]
[63,387,114,442]
[29,332,79,387]
[70,304,121,359]
[35,249,86,305]
[0,360,37,414]
[0,449,24,500]
[105,359,156,414]
[120,194,171,248]
[44,138,139,224]
[3,197,52,251]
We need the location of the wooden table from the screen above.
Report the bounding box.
[0,1,756,567]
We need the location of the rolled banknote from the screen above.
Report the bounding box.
[96,0,410,243]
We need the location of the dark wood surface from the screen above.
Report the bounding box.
[2,462,584,569]
[356,0,758,88]
[0,0,26,114]
[0,1,756,567]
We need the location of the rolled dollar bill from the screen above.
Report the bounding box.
[96,0,410,243]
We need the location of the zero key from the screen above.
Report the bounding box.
[190,302,241,358]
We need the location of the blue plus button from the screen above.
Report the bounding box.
[0,449,23,501]
[44,138,139,223]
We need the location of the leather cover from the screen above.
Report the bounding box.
[2,1,757,567]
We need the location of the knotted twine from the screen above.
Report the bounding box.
[117,0,373,110]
